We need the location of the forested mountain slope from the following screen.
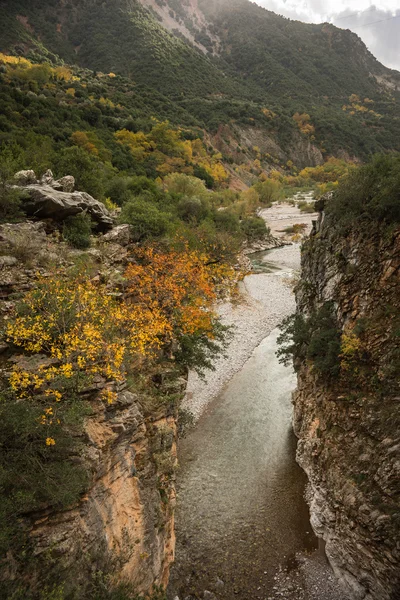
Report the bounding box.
[1,0,400,161]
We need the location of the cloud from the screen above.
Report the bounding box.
[254,1,400,70]
[332,7,400,71]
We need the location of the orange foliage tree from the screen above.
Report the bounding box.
[125,245,234,371]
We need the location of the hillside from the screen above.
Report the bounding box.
[1,0,400,161]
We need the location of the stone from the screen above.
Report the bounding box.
[20,184,113,231]
[203,592,217,600]
[40,169,55,185]
[0,256,18,267]
[56,175,75,193]
[14,170,37,185]
[215,577,225,590]
[103,224,131,246]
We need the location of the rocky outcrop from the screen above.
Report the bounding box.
[293,214,400,599]
[14,170,113,231]
[22,384,181,596]
[0,218,183,597]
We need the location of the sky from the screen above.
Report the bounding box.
[254,1,400,71]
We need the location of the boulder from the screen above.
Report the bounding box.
[40,169,55,186]
[0,256,18,267]
[56,176,75,193]
[14,170,37,185]
[21,184,113,231]
[102,224,131,246]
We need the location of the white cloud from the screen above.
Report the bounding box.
[254,0,400,70]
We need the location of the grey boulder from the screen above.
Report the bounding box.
[21,184,113,231]
[103,224,131,246]
[14,170,37,185]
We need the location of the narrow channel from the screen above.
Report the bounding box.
[168,247,319,600]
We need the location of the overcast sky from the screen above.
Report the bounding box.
[254,1,400,71]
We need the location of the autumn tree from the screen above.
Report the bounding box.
[293,112,315,136]
[125,246,234,372]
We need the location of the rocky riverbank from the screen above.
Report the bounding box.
[182,203,317,419]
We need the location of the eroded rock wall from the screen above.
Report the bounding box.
[0,219,183,597]
[293,215,400,599]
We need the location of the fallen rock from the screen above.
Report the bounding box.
[14,170,37,185]
[40,169,55,186]
[56,176,75,193]
[0,256,18,267]
[20,184,113,231]
[103,224,131,246]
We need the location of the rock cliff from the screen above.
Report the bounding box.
[293,212,400,599]
[0,218,184,598]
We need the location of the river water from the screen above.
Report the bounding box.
[168,244,347,600]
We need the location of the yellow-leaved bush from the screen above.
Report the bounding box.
[6,273,170,415]
[6,247,234,443]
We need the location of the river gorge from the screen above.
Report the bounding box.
[168,204,349,600]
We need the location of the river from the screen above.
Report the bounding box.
[168,207,348,600]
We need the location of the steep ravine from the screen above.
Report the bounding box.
[293,213,400,599]
[169,206,348,600]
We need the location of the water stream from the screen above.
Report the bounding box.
[168,246,345,600]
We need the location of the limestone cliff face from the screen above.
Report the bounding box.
[28,388,180,594]
[293,214,400,599]
[0,219,184,597]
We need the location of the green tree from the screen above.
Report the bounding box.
[52,147,110,199]
[119,198,170,241]
[0,145,25,223]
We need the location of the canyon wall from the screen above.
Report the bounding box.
[0,219,184,598]
[293,213,400,599]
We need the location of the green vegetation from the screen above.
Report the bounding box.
[325,154,400,227]
[1,0,400,160]
[277,302,341,379]
[0,145,24,222]
[63,213,92,249]
[0,393,89,558]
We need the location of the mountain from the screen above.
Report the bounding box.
[1,0,400,162]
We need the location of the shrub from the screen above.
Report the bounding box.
[326,154,400,227]
[298,200,316,213]
[163,172,207,198]
[213,209,241,234]
[241,216,268,241]
[52,146,108,199]
[193,164,215,188]
[119,198,170,241]
[277,302,341,378]
[63,212,92,249]
[0,145,24,223]
[177,196,209,223]
[105,177,132,206]
[253,179,282,205]
[0,394,89,557]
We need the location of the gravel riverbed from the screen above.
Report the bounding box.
[182,243,301,419]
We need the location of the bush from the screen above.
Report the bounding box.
[0,144,24,222]
[277,302,341,378]
[119,198,170,241]
[52,146,108,199]
[105,177,132,206]
[298,200,316,213]
[63,213,92,249]
[253,179,282,205]
[0,185,24,223]
[0,394,89,557]
[241,216,268,241]
[177,196,209,223]
[213,209,240,234]
[326,154,400,227]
